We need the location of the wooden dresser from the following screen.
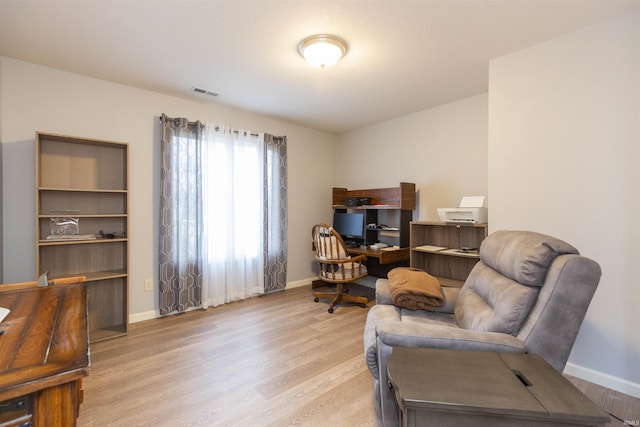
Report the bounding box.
[0,280,89,426]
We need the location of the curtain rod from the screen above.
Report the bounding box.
[160,115,259,137]
[214,126,259,137]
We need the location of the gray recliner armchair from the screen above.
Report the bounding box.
[363,230,602,426]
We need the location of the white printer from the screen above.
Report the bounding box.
[437,196,487,224]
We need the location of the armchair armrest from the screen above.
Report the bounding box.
[376,321,526,353]
[364,313,526,380]
[375,279,393,305]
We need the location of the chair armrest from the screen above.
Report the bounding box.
[376,321,526,353]
[324,254,367,264]
[375,279,393,305]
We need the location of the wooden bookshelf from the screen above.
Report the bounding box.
[36,132,129,342]
[410,221,488,287]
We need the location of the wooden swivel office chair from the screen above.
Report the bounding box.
[312,223,369,313]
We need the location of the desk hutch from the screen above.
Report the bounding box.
[332,183,415,275]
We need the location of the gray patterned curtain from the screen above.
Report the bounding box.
[263,134,288,293]
[159,115,288,311]
[159,114,204,315]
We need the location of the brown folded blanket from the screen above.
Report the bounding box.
[388,267,445,311]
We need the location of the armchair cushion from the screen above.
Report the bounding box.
[480,230,578,286]
[364,304,461,380]
[364,303,526,380]
[454,262,539,334]
[453,231,580,335]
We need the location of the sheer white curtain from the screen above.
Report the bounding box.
[201,124,265,308]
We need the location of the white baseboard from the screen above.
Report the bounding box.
[130,279,317,322]
[286,277,316,289]
[565,361,640,399]
[129,277,376,322]
[129,310,158,324]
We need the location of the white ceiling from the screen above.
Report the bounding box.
[0,0,637,134]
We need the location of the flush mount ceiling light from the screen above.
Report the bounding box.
[298,34,348,69]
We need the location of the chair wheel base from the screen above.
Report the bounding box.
[313,286,368,314]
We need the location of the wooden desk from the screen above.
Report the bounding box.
[347,246,410,278]
[387,347,610,427]
[0,282,89,426]
[346,246,409,265]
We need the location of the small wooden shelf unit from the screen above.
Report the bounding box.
[36,132,129,342]
[410,221,488,287]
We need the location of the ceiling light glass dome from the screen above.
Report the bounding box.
[298,34,348,69]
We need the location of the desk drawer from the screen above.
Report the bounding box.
[0,395,32,427]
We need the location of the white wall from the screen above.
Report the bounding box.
[336,94,488,221]
[0,61,3,281]
[488,7,640,397]
[0,57,336,320]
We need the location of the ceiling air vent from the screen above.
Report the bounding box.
[190,87,219,97]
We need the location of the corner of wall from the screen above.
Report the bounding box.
[0,57,4,282]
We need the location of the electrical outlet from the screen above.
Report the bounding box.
[144,279,153,292]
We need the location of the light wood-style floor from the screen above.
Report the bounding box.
[77,284,639,426]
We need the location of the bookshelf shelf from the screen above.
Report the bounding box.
[410,221,487,287]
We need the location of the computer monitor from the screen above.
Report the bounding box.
[332,212,365,241]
